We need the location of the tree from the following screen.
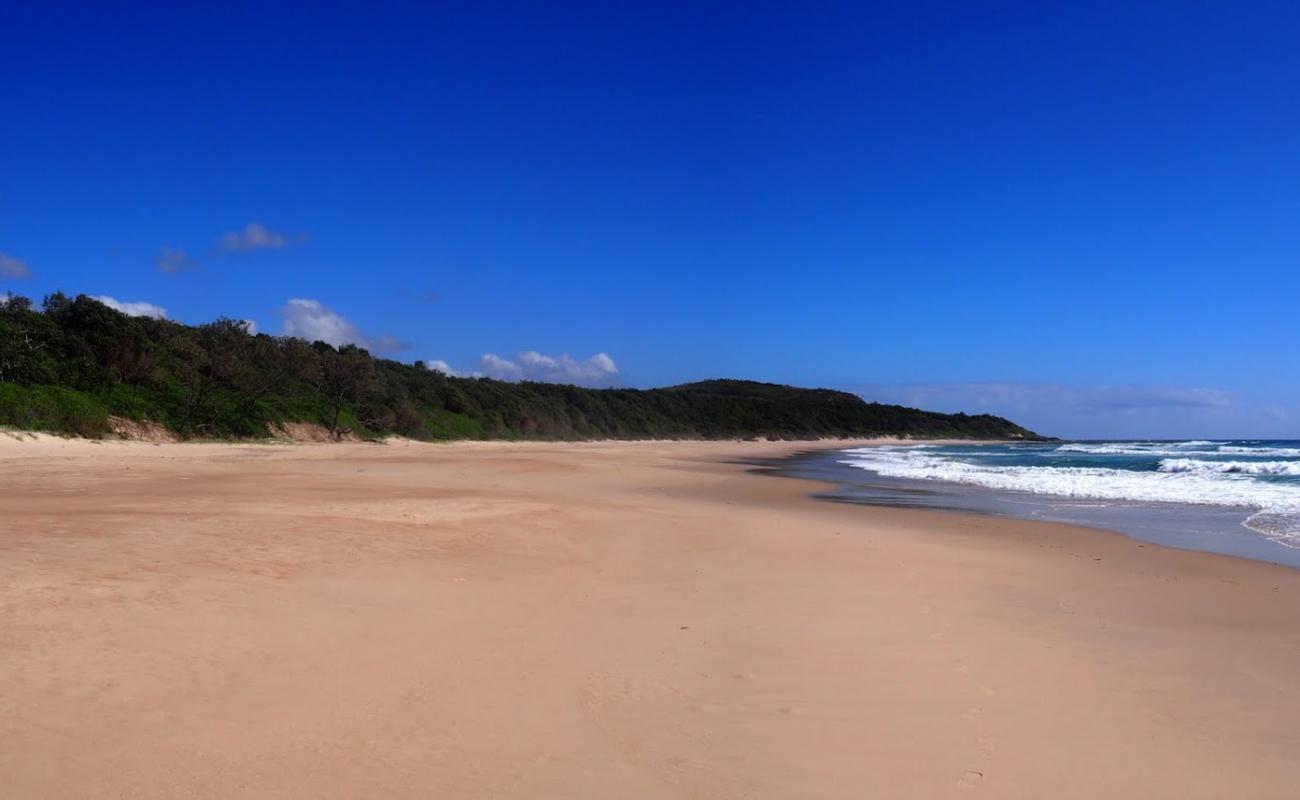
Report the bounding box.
[199,319,287,428]
[317,345,375,438]
[42,292,72,317]
[0,301,58,384]
[168,333,217,434]
[2,294,33,313]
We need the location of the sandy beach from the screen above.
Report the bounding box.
[3,436,1300,798]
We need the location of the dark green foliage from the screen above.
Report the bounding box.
[0,293,1044,441]
[0,383,111,437]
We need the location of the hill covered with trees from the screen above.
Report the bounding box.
[0,294,1043,441]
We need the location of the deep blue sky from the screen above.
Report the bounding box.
[2,1,1297,438]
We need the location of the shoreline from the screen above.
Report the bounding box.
[5,439,1300,797]
[723,443,1300,585]
[759,444,1300,572]
[774,442,1300,572]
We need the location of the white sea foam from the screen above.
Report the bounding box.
[1056,441,1300,458]
[1055,442,1219,456]
[839,446,1300,544]
[1244,512,1300,547]
[1158,458,1300,477]
[1217,446,1300,457]
[1057,443,1150,454]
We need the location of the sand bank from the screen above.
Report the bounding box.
[3,438,1300,798]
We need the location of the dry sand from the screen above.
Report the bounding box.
[3,436,1300,798]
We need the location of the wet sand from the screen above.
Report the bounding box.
[3,437,1300,798]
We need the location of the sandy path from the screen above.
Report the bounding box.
[3,437,1300,798]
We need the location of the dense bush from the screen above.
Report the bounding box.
[0,293,1043,441]
[0,383,111,437]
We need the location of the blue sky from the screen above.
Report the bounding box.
[2,1,1297,438]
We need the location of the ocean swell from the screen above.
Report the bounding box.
[1158,459,1300,477]
[839,446,1300,544]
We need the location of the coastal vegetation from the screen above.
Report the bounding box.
[0,293,1042,441]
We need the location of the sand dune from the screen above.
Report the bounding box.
[3,437,1300,798]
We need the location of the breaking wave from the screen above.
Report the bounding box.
[1158,459,1300,477]
[839,444,1300,545]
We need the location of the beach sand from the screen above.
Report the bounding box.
[3,436,1300,798]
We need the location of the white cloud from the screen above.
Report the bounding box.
[480,353,525,381]
[219,222,300,253]
[0,251,32,279]
[239,319,258,335]
[157,246,199,274]
[425,359,472,377]
[93,295,169,319]
[280,298,407,353]
[428,351,619,386]
[281,298,361,346]
[587,352,617,374]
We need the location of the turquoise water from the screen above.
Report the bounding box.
[784,440,1300,569]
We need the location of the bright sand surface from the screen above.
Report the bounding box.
[3,436,1300,798]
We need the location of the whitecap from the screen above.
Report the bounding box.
[837,447,1300,538]
[1158,459,1300,477]
[1217,446,1300,457]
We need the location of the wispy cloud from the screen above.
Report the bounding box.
[855,382,1231,415]
[1072,386,1231,411]
[0,251,32,279]
[1263,405,1292,423]
[218,222,304,253]
[280,298,408,353]
[846,380,1268,439]
[428,351,619,387]
[93,296,169,319]
[856,382,1232,414]
[156,246,200,274]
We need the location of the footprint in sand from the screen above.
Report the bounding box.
[956,770,985,790]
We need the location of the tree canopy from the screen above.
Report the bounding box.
[0,294,1043,441]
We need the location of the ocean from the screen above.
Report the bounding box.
[778,440,1300,569]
